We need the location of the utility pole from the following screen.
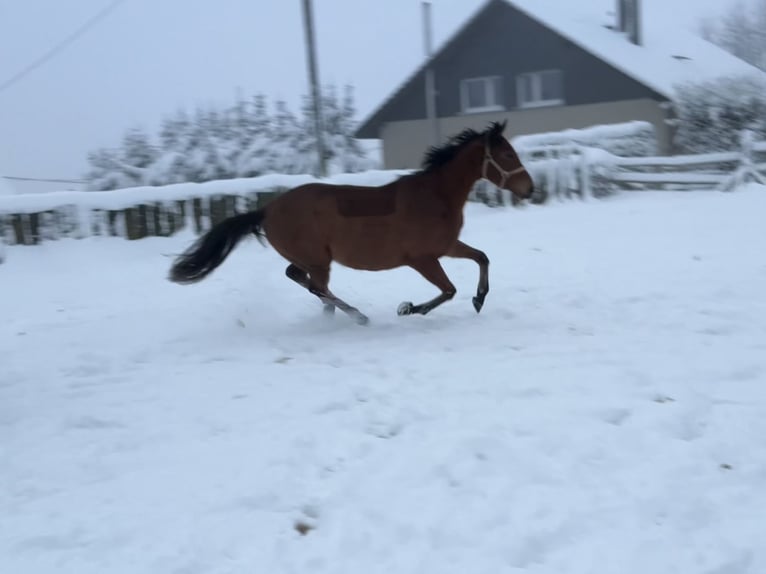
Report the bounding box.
[301,0,327,176]
[423,1,440,146]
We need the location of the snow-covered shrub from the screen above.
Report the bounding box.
[84,85,379,191]
[672,74,766,154]
[512,121,658,157]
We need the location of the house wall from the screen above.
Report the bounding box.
[381,98,673,169]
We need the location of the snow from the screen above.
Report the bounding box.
[513,121,657,156]
[2,185,766,573]
[614,151,742,167]
[0,169,411,215]
[505,0,766,99]
[611,171,727,184]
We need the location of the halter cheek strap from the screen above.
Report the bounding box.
[482,141,527,189]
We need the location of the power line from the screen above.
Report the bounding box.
[2,175,85,184]
[0,0,129,95]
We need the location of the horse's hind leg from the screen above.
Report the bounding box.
[285,264,335,315]
[305,265,369,326]
[398,257,456,316]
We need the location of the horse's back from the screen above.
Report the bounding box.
[262,179,459,271]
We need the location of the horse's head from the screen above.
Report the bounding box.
[480,120,534,200]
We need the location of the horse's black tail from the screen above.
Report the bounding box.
[168,209,266,284]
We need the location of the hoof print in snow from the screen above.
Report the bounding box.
[600,408,632,426]
[295,504,319,535]
[653,395,675,404]
[720,463,733,471]
[274,356,293,364]
[367,421,403,439]
[236,318,246,328]
[294,520,315,536]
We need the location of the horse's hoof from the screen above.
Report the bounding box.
[397,301,414,316]
[472,297,484,313]
[355,313,370,326]
[323,304,336,316]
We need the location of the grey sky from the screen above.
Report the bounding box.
[0,0,737,185]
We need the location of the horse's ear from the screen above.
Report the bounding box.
[487,120,507,142]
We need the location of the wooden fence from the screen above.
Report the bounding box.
[0,188,283,246]
[606,131,766,192]
[512,129,766,202]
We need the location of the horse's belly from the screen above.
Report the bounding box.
[330,222,404,270]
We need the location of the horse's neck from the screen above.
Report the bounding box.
[434,148,482,211]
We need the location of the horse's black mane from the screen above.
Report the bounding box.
[419,120,507,172]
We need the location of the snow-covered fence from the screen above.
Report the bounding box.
[0,170,408,246]
[0,184,275,246]
[1,131,764,246]
[484,129,766,203]
[600,130,766,193]
[511,121,658,157]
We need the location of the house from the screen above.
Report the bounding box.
[355,0,766,168]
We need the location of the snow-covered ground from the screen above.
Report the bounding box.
[2,187,766,574]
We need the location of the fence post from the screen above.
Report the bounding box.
[740,129,766,186]
[546,147,556,200]
[578,146,591,199]
[723,129,766,191]
[739,129,754,190]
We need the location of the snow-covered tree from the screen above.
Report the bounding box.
[700,0,766,71]
[83,84,377,190]
[672,74,766,153]
[300,84,369,174]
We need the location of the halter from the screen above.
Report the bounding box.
[482,140,527,189]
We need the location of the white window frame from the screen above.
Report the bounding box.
[460,76,504,114]
[516,70,564,109]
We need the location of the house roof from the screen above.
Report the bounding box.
[355,0,766,138]
[507,0,765,99]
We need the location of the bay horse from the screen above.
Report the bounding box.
[168,120,533,325]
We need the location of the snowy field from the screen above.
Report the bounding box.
[2,186,766,574]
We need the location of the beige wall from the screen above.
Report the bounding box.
[381,98,673,169]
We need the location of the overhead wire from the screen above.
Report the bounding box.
[0,0,129,95]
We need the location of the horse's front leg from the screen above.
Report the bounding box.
[447,240,489,313]
[397,257,456,316]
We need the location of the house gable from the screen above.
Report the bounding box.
[356,0,664,139]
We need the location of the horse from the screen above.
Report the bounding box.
[168,120,534,325]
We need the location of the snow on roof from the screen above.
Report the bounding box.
[505,0,766,98]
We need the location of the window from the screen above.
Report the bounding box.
[516,70,564,108]
[460,76,504,113]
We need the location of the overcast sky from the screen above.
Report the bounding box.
[0,0,738,185]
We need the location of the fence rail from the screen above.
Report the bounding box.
[0,171,407,246]
[519,129,766,201]
[0,192,281,246]
[1,132,765,247]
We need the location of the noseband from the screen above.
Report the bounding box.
[482,141,527,189]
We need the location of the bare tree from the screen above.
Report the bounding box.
[700,0,766,71]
